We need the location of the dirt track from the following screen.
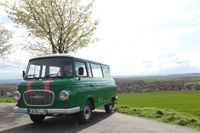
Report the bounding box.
[0,103,200,133]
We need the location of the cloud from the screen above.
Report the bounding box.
[139,50,200,75]
[0,0,200,79]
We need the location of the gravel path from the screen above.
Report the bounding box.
[0,103,200,133]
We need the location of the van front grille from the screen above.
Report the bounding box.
[23,90,54,106]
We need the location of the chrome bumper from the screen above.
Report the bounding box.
[14,106,80,114]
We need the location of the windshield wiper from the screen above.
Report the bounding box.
[25,74,39,79]
[26,74,37,78]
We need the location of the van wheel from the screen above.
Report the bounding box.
[79,101,92,123]
[30,115,45,123]
[104,100,114,114]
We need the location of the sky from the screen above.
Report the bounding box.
[1,0,200,79]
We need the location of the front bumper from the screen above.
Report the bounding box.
[14,106,80,115]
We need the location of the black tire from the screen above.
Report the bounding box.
[104,100,114,114]
[30,115,45,123]
[79,101,92,123]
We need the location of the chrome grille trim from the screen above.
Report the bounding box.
[23,90,55,107]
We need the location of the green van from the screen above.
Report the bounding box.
[14,55,117,123]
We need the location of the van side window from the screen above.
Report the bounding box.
[102,65,111,78]
[87,63,93,77]
[75,61,87,77]
[91,63,103,78]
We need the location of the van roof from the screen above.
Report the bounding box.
[30,54,74,60]
[29,54,109,66]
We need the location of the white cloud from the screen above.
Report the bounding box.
[1,0,200,79]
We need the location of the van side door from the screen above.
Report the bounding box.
[101,65,116,102]
[74,60,91,109]
[89,63,105,106]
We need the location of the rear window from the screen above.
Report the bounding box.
[91,63,103,78]
[102,65,111,78]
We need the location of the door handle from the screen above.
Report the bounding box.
[89,84,94,87]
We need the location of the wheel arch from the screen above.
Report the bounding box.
[111,95,117,102]
[87,96,95,110]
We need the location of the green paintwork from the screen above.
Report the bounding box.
[17,56,117,112]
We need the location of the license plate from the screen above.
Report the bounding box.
[27,109,47,115]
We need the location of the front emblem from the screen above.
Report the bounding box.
[31,95,45,99]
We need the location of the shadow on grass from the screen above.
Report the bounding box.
[0,110,113,133]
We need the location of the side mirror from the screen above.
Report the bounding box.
[22,71,25,79]
[78,67,84,76]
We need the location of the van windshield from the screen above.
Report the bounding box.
[25,57,73,79]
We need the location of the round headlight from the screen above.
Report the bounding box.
[13,91,21,101]
[59,91,69,101]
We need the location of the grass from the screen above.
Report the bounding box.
[114,105,200,129]
[0,96,16,103]
[117,91,200,116]
[116,90,200,129]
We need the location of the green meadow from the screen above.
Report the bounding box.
[0,96,15,103]
[117,91,200,116]
[116,91,200,129]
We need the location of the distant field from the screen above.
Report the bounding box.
[125,75,200,82]
[117,90,200,117]
[114,74,200,92]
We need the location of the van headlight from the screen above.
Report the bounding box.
[13,91,21,101]
[59,91,69,101]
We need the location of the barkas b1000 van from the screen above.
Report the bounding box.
[14,55,117,123]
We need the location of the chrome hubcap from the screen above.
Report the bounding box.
[84,105,91,120]
[109,103,113,110]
